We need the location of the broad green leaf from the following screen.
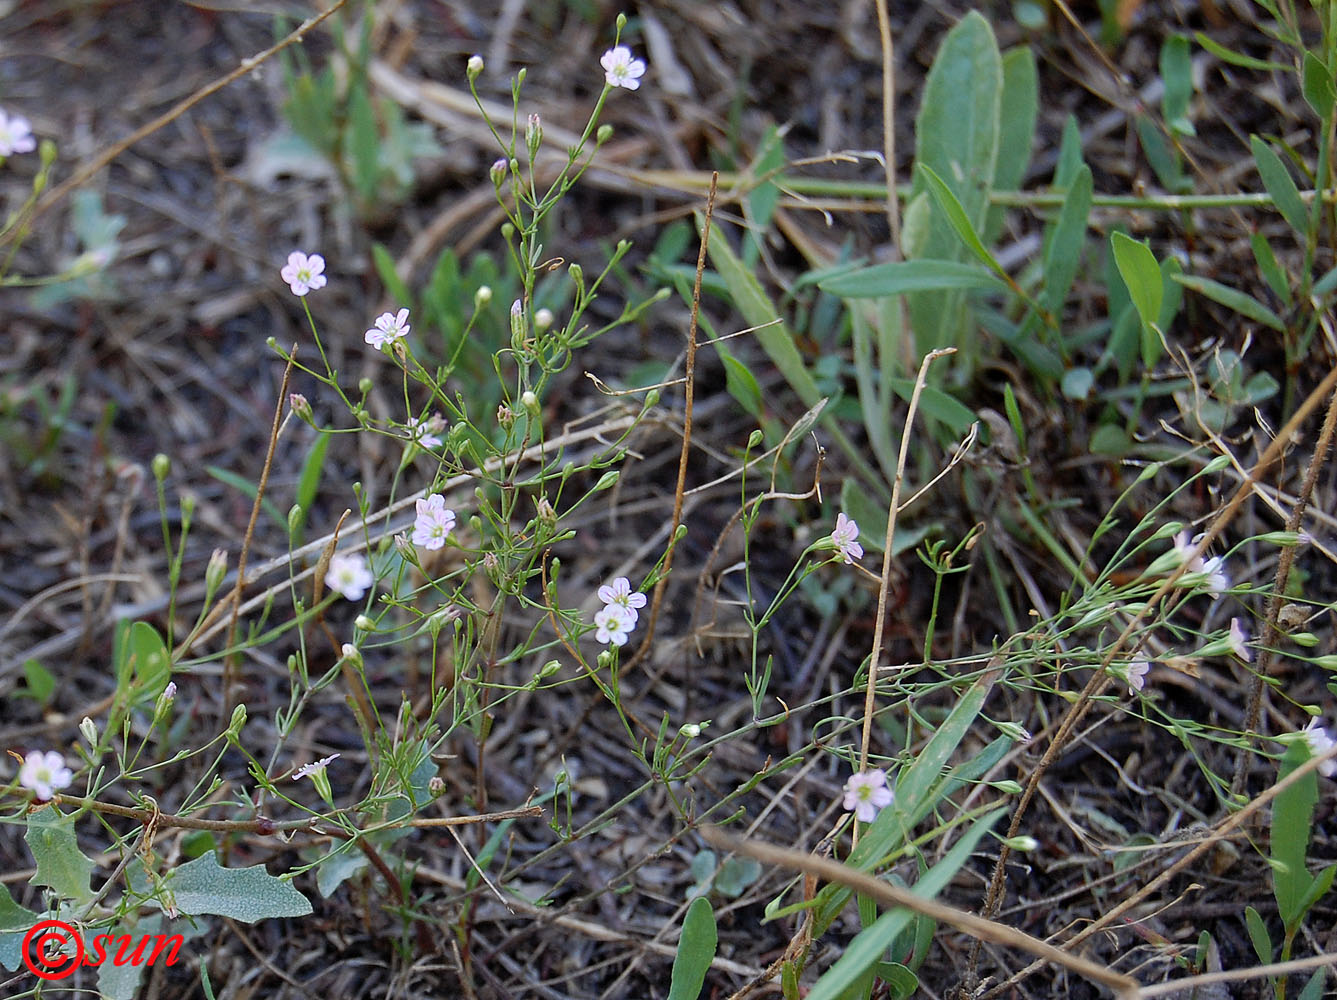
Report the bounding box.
[667,896,717,1000]
[1194,32,1287,72]
[909,10,1003,355]
[0,883,40,972]
[153,851,312,922]
[23,659,56,703]
[877,962,919,999]
[125,621,171,702]
[1161,35,1196,135]
[1136,114,1182,191]
[914,10,1002,235]
[1298,968,1329,1000]
[984,46,1038,243]
[1251,136,1309,235]
[1249,232,1292,306]
[820,259,1007,298]
[1061,367,1094,400]
[1043,164,1092,316]
[1302,50,1336,120]
[1244,905,1272,964]
[806,807,1005,1000]
[26,811,95,905]
[1111,232,1162,332]
[918,164,1006,278]
[1273,741,1318,926]
[1171,274,1286,332]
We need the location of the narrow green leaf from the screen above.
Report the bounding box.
[26,811,95,905]
[1251,135,1310,235]
[819,259,1007,298]
[815,673,998,930]
[292,430,331,546]
[1294,862,1336,922]
[1111,232,1163,331]
[1298,967,1328,1000]
[1053,114,1083,190]
[1302,50,1336,120]
[1194,32,1287,72]
[1313,264,1337,298]
[372,242,413,311]
[1244,905,1273,965]
[1043,164,1092,315]
[806,807,1005,1000]
[1249,232,1292,306]
[1161,35,1196,135]
[1273,741,1318,926]
[719,353,764,420]
[984,46,1038,243]
[1136,114,1182,191]
[1171,274,1286,332]
[205,466,287,530]
[152,851,313,922]
[918,164,1007,278]
[667,897,717,1000]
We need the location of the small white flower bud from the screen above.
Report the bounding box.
[354,614,375,632]
[466,54,484,80]
[534,307,554,332]
[475,284,493,306]
[206,548,228,592]
[79,716,98,747]
[341,643,363,669]
[521,390,539,413]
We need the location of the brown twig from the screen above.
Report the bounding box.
[964,357,1337,993]
[0,1,349,247]
[858,349,955,775]
[700,825,1139,999]
[1231,373,1337,797]
[221,350,295,716]
[623,172,718,674]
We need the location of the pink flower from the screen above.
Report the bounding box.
[1228,617,1251,663]
[830,512,863,564]
[842,768,894,823]
[325,553,372,601]
[598,577,647,624]
[280,251,326,296]
[405,415,444,449]
[594,605,633,647]
[600,46,646,90]
[18,751,73,801]
[1125,659,1149,694]
[412,494,456,550]
[1300,720,1336,777]
[0,109,36,156]
[365,308,410,351]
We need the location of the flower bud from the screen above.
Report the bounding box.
[467,54,484,80]
[521,390,539,413]
[497,402,515,428]
[594,470,619,491]
[341,643,363,669]
[510,299,525,347]
[358,377,373,397]
[568,262,583,290]
[535,495,556,527]
[475,284,493,307]
[354,614,375,633]
[289,393,313,424]
[1001,835,1040,852]
[152,453,171,481]
[596,124,613,145]
[534,307,554,332]
[227,703,248,739]
[79,716,98,747]
[489,158,507,185]
[679,723,701,739]
[287,504,303,537]
[206,548,228,593]
[538,659,562,679]
[429,775,445,796]
[747,429,764,449]
[154,682,177,721]
[526,113,542,155]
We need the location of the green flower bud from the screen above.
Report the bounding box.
[205,548,228,593]
[594,470,619,491]
[152,453,171,481]
[596,124,614,145]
